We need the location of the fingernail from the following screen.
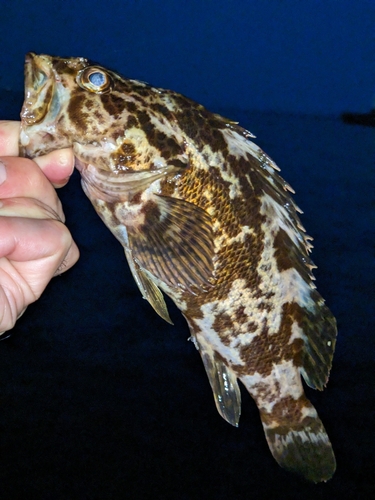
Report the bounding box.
[0,160,7,185]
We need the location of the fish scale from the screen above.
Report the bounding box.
[19,52,337,482]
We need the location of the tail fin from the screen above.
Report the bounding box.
[260,396,336,482]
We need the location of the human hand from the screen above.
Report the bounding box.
[0,120,79,336]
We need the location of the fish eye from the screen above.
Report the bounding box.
[77,67,112,94]
[89,72,106,87]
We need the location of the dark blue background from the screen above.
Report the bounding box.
[1,0,375,115]
[0,2,374,499]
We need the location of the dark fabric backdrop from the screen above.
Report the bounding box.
[0,2,374,498]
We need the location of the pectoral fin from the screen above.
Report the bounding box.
[127,195,215,293]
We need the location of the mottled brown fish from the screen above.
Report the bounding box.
[19,53,337,482]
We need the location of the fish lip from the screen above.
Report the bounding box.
[25,52,36,64]
[21,52,56,125]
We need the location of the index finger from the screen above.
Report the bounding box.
[0,120,74,187]
[0,121,20,156]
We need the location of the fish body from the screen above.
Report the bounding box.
[20,53,337,481]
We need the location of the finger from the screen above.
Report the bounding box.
[0,268,25,335]
[0,216,79,297]
[0,121,74,187]
[0,121,20,156]
[34,148,75,187]
[0,218,79,335]
[0,157,65,221]
[0,197,62,221]
[52,236,80,277]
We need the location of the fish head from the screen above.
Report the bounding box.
[19,53,186,202]
[20,53,92,157]
[20,53,186,171]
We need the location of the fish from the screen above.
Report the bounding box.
[19,52,337,482]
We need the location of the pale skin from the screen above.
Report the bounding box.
[0,120,79,336]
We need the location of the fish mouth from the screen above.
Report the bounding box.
[21,53,56,125]
[25,51,36,65]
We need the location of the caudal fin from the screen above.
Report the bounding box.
[260,396,336,482]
